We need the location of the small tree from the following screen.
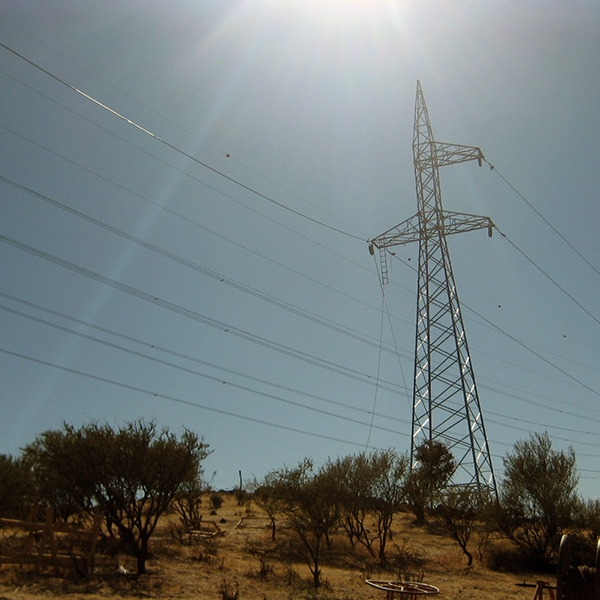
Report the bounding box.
[406,441,455,524]
[368,450,409,564]
[266,459,339,587]
[498,432,579,564]
[434,487,488,567]
[173,477,207,530]
[327,450,408,564]
[327,453,376,554]
[249,473,283,540]
[0,454,32,519]
[23,419,210,574]
[578,499,600,546]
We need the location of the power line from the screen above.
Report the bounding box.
[17,154,589,428]
[0,347,389,449]
[364,293,386,450]
[5,163,597,414]
[481,380,600,423]
[5,310,600,468]
[496,226,600,328]
[0,118,398,326]
[0,304,407,436]
[0,42,364,242]
[8,289,600,446]
[386,250,600,399]
[1,38,596,482]
[0,173,401,359]
[9,287,591,457]
[485,412,600,448]
[462,281,600,399]
[5,47,598,377]
[6,340,597,474]
[386,242,600,382]
[0,17,367,240]
[485,158,600,279]
[3,232,599,473]
[0,233,409,394]
[0,72,362,265]
[0,295,408,426]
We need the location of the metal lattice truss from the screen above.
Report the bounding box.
[369,81,497,495]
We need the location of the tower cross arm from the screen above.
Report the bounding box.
[369,211,494,250]
[370,213,421,249]
[417,142,484,168]
[441,211,495,237]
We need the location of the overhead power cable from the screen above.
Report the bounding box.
[4,41,599,473]
[0,294,408,425]
[17,275,599,453]
[13,343,598,471]
[387,251,600,398]
[463,279,600,399]
[0,303,408,435]
[7,288,598,436]
[385,240,600,382]
[0,18,366,239]
[0,68,366,269]
[484,413,600,449]
[0,340,597,466]
[4,160,595,401]
[365,293,386,450]
[0,42,363,242]
[495,226,600,328]
[485,158,600,279]
[0,84,358,276]
[486,409,600,448]
[0,233,408,394]
[0,174,401,358]
[481,380,600,423]
[0,347,394,448]
[0,122,394,327]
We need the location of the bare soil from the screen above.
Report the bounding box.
[0,493,554,600]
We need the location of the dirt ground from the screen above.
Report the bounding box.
[0,493,556,600]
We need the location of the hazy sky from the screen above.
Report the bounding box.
[1,0,600,497]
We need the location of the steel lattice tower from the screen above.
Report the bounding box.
[369,81,497,494]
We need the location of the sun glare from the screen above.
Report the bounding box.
[264,0,409,23]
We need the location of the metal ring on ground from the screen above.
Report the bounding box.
[366,580,440,596]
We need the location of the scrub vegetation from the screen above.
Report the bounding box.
[0,421,597,599]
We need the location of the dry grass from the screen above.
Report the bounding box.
[0,494,554,600]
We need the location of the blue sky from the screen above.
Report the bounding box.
[1,0,600,497]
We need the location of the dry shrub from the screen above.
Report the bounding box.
[244,538,276,580]
[486,543,554,573]
[390,538,430,576]
[0,566,22,587]
[218,577,239,599]
[565,533,597,567]
[168,520,188,544]
[211,493,224,510]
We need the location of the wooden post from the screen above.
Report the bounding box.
[532,581,555,600]
[86,513,103,574]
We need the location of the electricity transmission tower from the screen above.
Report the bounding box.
[369,81,497,495]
